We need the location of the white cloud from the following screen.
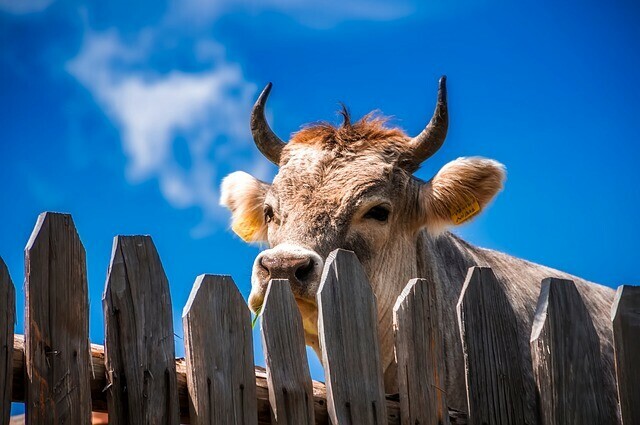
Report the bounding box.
[64,0,415,237]
[0,0,54,14]
[168,0,414,28]
[67,30,270,235]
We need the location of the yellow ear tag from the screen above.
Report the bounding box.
[232,216,263,242]
[450,197,481,225]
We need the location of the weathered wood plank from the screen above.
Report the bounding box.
[530,277,617,424]
[611,285,640,425]
[182,274,258,425]
[24,212,92,423]
[317,249,387,424]
[11,334,468,424]
[103,235,179,424]
[393,278,449,425]
[0,257,15,425]
[261,279,315,424]
[456,266,534,425]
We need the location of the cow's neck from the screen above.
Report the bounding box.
[329,230,492,407]
[418,230,480,286]
[373,230,479,395]
[376,231,481,405]
[385,230,615,415]
[423,231,482,408]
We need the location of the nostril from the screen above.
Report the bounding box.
[295,258,314,282]
[259,255,276,274]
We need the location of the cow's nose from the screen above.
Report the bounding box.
[259,253,315,284]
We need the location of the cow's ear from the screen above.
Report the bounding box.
[220,171,270,242]
[419,157,506,233]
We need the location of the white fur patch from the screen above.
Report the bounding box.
[220,171,269,242]
[220,171,259,208]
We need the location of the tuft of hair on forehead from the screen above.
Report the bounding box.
[290,109,410,152]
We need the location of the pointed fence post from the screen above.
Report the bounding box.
[24,212,92,423]
[457,266,534,425]
[530,278,618,424]
[611,285,640,425]
[317,249,387,425]
[393,278,449,425]
[182,274,258,425]
[261,279,315,424]
[0,257,15,425]
[103,235,179,424]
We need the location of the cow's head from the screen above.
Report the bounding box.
[221,77,505,378]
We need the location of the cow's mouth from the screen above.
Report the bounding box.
[248,291,265,315]
[295,296,319,337]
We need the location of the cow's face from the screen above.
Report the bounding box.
[220,79,505,358]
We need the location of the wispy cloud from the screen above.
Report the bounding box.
[67,30,270,236]
[63,0,415,237]
[168,0,414,28]
[0,0,54,14]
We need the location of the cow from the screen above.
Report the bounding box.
[220,77,618,421]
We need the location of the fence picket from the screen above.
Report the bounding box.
[261,279,315,424]
[103,235,179,424]
[457,266,534,425]
[317,249,387,425]
[24,212,92,423]
[182,274,258,425]
[530,277,617,424]
[611,285,640,425]
[393,278,449,425]
[0,258,15,425]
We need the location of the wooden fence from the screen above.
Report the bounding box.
[0,212,638,424]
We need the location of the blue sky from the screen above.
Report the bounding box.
[1,0,639,414]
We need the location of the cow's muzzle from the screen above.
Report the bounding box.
[249,243,324,313]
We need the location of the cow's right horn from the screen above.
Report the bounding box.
[406,76,449,170]
[251,83,286,165]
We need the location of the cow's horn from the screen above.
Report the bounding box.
[251,83,286,165]
[407,76,449,167]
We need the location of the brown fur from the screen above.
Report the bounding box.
[283,112,411,166]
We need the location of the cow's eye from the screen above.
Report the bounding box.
[264,205,274,223]
[363,205,390,222]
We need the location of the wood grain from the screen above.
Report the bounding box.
[530,277,617,424]
[611,285,640,425]
[24,212,92,423]
[317,249,387,424]
[103,235,179,424]
[0,257,15,425]
[393,278,449,425]
[456,266,534,425]
[261,279,315,424]
[182,274,258,425]
[10,333,469,424]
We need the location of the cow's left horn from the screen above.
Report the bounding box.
[251,83,286,165]
[407,76,449,167]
